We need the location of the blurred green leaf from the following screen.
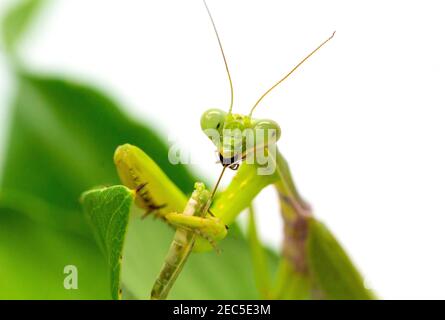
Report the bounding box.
[1,0,45,55]
[247,205,271,298]
[307,218,374,299]
[272,260,311,300]
[0,204,109,299]
[81,185,134,300]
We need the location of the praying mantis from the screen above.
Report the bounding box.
[114,0,337,300]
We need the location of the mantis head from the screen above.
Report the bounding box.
[201,1,334,170]
[200,108,281,168]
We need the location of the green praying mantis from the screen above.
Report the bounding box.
[114,0,336,300]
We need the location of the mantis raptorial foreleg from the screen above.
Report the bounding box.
[115,145,231,299]
[150,182,216,300]
[114,144,228,247]
[165,213,227,243]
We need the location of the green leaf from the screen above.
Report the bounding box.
[307,218,375,299]
[81,185,134,300]
[1,0,45,55]
[0,204,109,299]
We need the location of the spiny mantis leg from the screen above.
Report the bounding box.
[150,165,230,299]
[149,164,231,299]
[114,144,229,250]
[165,213,228,243]
[115,144,230,299]
[151,182,212,300]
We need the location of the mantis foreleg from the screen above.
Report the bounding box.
[150,182,211,300]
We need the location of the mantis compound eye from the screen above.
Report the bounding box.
[253,119,282,147]
[200,108,227,134]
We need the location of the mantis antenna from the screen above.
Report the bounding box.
[203,165,228,217]
[201,0,235,216]
[203,0,235,114]
[249,31,336,117]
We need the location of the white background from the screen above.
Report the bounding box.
[1,0,445,299]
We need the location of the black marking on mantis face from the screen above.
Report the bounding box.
[218,152,242,170]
